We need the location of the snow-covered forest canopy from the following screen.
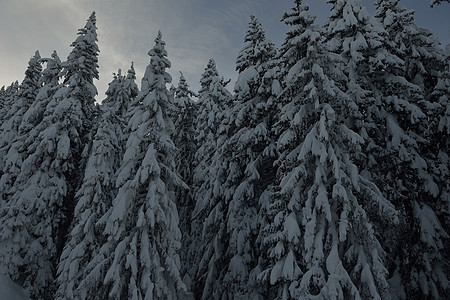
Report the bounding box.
[0,0,448,299]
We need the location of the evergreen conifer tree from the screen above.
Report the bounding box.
[373,1,450,298]
[0,81,19,125]
[259,1,398,298]
[191,58,233,298]
[85,32,186,299]
[0,52,42,181]
[430,50,450,234]
[0,52,61,198]
[0,81,19,174]
[0,53,61,214]
[0,12,99,299]
[210,15,278,298]
[173,71,197,183]
[172,72,198,288]
[55,66,138,299]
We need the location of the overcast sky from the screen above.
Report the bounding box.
[0,0,449,101]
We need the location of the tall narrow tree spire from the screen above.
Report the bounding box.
[0,12,100,298]
[55,68,138,299]
[83,31,187,299]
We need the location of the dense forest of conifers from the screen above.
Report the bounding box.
[0,0,449,299]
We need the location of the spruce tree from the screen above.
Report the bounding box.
[0,85,5,104]
[259,1,398,298]
[212,15,277,298]
[0,81,19,128]
[0,52,61,201]
[372,2,450,298]
[172,71,198,288]
[0,82,19,187]
[173,71,197,184]
[430,49,450,234]
[0,13,99,299]
[0,52,42,182]
[0,51,41,139]
[191,58,233,298]
[85,32,186,299]
[0,85,5,128]
[55,66,138,299]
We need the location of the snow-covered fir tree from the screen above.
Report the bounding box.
[84,31,186,299]
[173,72,197,183]
[193,58,232,161]
[55,66,138,300]
[171,71,198,284]
[273,0,317,156]
[0,51,42,134]
[258,2,317,298]
[371,1,449,298]
[276,0,315,89]
[22,51,63,127]
[0,86,5,111]
[209,15,278,298]
[430,48,450,234]
[0,81,19,128]
[259,2,398,299]
[0,12,99,299]
[0,82,18,186]
[0,80,20,174]
[0,51,42,181]
[0,52,62,235]
[0,51,61,202]
[190,58,233,298]
[0,4,448,299]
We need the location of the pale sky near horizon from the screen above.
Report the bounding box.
[0,0,449,101]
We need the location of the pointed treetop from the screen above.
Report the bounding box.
[199,59,219,96]
[236,15,275,73]
[30,50,41,66]
[18,50,42,97]
[282,0,315,31]
[51,50,59,59]
[147,30,170,68]
[245,15,266,43]
[127,62,136,80]
[103,64,138,118]
[207,58,217,70]
[64,11,100,85]
[30,50,41,64]
[40,50,61,86]
[278,0,317,74]
[140,31,172,93]
[86,11,97,31]
[179,71,186,81]
[204,59,219,78]
[178,71,188,90]
[78,11,98,44]
[148,30,167,58]
[176,71,196,99]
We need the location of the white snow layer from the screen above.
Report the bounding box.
[0,273,29,300]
